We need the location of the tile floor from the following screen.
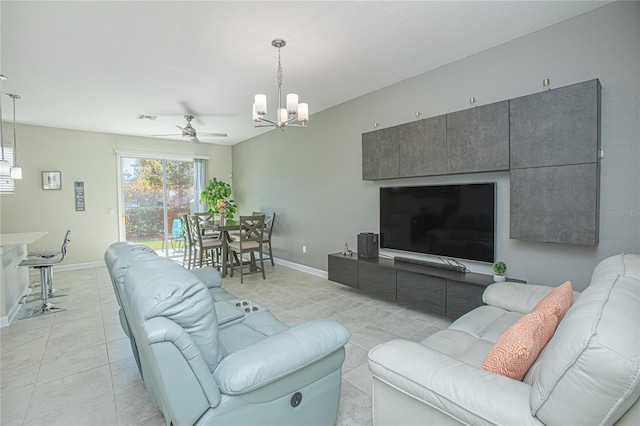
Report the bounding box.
[1,260,452,426]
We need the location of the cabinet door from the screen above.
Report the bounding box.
[362,127,399,180]
[446,280,486,319]
[510,164,599,245]
[446,100,510,174]
[328,254,359,289]
[358,261,396,299]
[510,79,600,169]
[398,116,447,178]
[397,270,446,314]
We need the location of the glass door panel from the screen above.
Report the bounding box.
[121,156,194,257]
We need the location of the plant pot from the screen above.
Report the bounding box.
[493,274,506,282]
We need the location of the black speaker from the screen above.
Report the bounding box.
[358,233,379,259]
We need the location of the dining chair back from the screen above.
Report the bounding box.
[187,215,223,269]
[178,214,194,268]
[253,211,275,266]
[228,215,266,283]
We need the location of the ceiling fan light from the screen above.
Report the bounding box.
[298,103,309,122]
[10,167,22,179]
[286,93,298,113]
[252,103,260,122]
[254,94,267,115]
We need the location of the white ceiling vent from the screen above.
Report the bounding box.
[137,114,157,121]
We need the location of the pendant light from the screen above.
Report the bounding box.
[0,74,10,177]
[7,94,22,179]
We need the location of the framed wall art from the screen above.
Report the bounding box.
[42,171,62,190]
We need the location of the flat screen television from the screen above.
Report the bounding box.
[380,183,495,263]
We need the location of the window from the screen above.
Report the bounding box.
[0,147,15,194]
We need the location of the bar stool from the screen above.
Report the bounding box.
[23,230,71,302]
[18,232,71,319]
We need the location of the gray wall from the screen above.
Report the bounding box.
[0,124,232,265]
[232,1,640,291]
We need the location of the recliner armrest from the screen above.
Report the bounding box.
[213,320,350,394]
[368,339,541,426]
[190,266,223,288]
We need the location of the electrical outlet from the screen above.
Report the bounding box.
[108,208,114,216]
[302,245,307,254]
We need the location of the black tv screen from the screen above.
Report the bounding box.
[380,183,495,263]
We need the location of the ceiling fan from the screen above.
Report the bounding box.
[152,115,227,144]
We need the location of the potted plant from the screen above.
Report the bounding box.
[199,177,237,222]
[492,261,507,282]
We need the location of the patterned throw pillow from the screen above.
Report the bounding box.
[482,308,559,380]
[532,280,573,322]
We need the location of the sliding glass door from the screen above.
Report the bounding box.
[120,156,195,257]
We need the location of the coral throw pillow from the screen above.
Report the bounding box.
[482,309,559,380]
[532,280,573,323]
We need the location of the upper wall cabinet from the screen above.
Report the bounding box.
[510,79,601,169]
[362,115,447,180]
[362,126,400,180]
[398,115,447,178]
[446,100,510,174]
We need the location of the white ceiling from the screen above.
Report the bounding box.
[1,1,609,146]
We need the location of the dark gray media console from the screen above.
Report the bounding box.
[328,253,525,319]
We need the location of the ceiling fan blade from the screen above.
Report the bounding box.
[198,132,228,138]
[191,136,201,144]
[151,133,182,137]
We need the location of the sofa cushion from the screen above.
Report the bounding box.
[423,305,523,367]
[531,253,640,425]
[532,280,573,322]
[482,308,558,380]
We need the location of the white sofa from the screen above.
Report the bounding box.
[368,253,640,425]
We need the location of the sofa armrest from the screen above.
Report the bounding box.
[482,282,556,314]
[368,339,542,426]
[213,320,350,394]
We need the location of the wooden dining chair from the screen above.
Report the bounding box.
[228,215,266,283]
[195,211,219,238]
[253,211,275,266]
[178,214,194,268]
[187,215,223,269]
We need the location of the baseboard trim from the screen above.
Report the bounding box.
[273,257,328,279]
[55,261,106,272]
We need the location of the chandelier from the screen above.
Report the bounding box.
[253,39,309,130]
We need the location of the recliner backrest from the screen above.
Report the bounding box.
[123,255,227,371]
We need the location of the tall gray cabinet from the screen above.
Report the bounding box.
[509,79,601,245]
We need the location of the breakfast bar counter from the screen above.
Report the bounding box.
[0,231,48,326]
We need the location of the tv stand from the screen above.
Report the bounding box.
[328,253,525,319]
[393,256,466,273]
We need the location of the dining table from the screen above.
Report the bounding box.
[199,219,240,278]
